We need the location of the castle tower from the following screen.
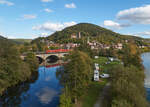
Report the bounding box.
[78,32,81,38]
[87,37,90,44]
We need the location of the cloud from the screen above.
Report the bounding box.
[136,31,150,36]
[40,32,50,37]
[0,0,14,6]
[32,21,77,32]
[36,87,58,104]
[65,3,76,8]
[103,20,130,29]
[45,76,51,81]
[117,5,150,24]
[44,8,53,13]
[21,14,37,20]
[41,0,53,3]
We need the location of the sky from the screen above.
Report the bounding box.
[0,0,150,39]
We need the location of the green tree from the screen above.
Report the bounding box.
[24,52,39,72]
[57,50,93,105]
[0,40,34,94]
[110,65,148,107]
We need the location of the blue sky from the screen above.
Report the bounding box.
[0,0,150,39]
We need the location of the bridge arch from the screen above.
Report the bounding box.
[36,56,44,64]
[46,55,59,63]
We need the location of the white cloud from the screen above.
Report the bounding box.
[65,3,76,8]
[44,8,53,13]
[36,87,58,104]
[40,32,49,37]
[117,5,150,24]
[103,20,130,29]
[136,31,150,36]
[41,0,53,3]
[104,20,121,29]
[0,0,14,6]
[32,21,77,32]
[22,14,37,20]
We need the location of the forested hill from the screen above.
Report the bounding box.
[0,36,31,45]
[0,36,15,45]
[32,23,146,44]
[48,23,119,41]
[0,35,6,41]
[10,39,32,44]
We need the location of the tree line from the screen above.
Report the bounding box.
[0,39,39,95]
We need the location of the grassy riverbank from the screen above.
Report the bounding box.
[80,81,107,107]
[77,57,120,107]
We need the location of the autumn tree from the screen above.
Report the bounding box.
[57,50,93,106]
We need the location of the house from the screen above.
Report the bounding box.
[95,63,99,70]
[71,33,77,39]
[71,32,82,39]
[117,43,123,49]
[139,45,145,48]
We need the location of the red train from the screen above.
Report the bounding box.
[46,49,71,53]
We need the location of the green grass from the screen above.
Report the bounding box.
[81,81,106,107]
[77,57,121,107]
[93,57,121,73]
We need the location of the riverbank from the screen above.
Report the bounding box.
[79,81,106,107]
[0,69,39,95]
[0,51,39,96]
[69,56,121,107]
[141,52,150,102]
[0,66,62,107]
[80,50,150,107]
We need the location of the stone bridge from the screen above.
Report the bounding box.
[21,49,71,63]
[36,52,68,60]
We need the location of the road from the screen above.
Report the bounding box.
[94,83,110,107]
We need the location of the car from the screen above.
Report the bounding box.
[100,73,110,78]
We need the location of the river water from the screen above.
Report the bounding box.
[141,52,150,101]
[0,65,62,107]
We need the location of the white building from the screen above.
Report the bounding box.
[94,70,99,81]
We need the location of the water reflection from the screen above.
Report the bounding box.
[141,52,150,101]
[0,72,38,107]
[36,87,58,104]
[0,65,62,107]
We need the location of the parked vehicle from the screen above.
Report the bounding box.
[100,73,110,78]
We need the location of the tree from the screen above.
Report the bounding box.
[24,52,39,73]
[0,40,34,94]
[57,50,93,105]
[121,44,142,69]
[112,99,133,107]
[110,65,148,107]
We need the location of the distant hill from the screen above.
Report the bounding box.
[11,39,32,44]
[0,35,6,41]
[0,35,16,46]
[32,23,147,45]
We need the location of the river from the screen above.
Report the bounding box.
[0,65,63,107]
[141,52,150,101]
